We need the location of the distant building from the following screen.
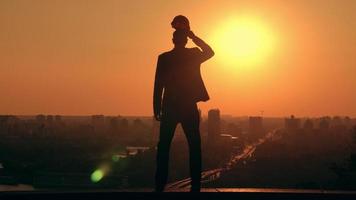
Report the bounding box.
[226,122,242,137]
[46,115,53,123]
[303,119,314,131]
[91,115,105,123]
[79,124,95,136]
[120,118,129,133]
[208,109,221,146]
[36,114,46,123]
[344,116,352,128]
[285,115,301,131]
[249,116,263,134]
[331,116,342,127]
[133,118,144,127]
[218,134,233,159]
[109,117,119,131]
[55,115,62,121]
[91,115,105,132]
[319,117,330,130]
[0,115,18,124]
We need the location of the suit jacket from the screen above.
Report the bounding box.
[154,47,213,114]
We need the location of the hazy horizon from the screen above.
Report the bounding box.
[7,113,356,119]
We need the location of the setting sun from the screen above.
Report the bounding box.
[210,16,276,67]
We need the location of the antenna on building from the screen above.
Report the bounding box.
[260,110,264,117]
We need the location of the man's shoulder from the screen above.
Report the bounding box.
[158,50,174,58]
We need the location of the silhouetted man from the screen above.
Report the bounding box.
[153,29,214,192]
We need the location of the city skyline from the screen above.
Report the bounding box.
[1,107,354,191]
[1,0,356,116]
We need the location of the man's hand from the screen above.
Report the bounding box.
[154,105,162,121]
[187,30,215,62]
[153,99,162,121]
[187,30,196,39]
[154,113,162,121]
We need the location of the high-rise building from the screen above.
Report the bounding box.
[344,116,352,128]
[285,115,301,131]
[55,115,62,121]
[218,134,233,160]
[303,119,314,131]
[319,117,330,130]
[36,114,46,123]
[46,115,53,123]
[226,122,242,137]
[208,109,220,146]
[249,116,263,134]
[91,115,105,132]
[91,115,105,125]
[109,117,119,131]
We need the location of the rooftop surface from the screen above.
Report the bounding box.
[1,186,356,200]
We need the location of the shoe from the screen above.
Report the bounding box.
[190,187,201,192]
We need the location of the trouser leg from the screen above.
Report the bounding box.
[181,105,201,191]
[155,118,177,192]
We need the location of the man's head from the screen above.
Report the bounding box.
[171,15,190,30]
[172,29,188,48]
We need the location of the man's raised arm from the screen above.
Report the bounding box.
[188,31,215,62]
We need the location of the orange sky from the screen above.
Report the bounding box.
[0,0,355,117]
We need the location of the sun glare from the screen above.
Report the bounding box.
[210,16,276,68]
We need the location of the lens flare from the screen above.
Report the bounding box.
[91,169,104,183]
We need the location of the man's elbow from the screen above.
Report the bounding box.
[210,49,215,57]
[208,49,215,59]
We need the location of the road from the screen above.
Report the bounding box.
[166,129,279,190]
